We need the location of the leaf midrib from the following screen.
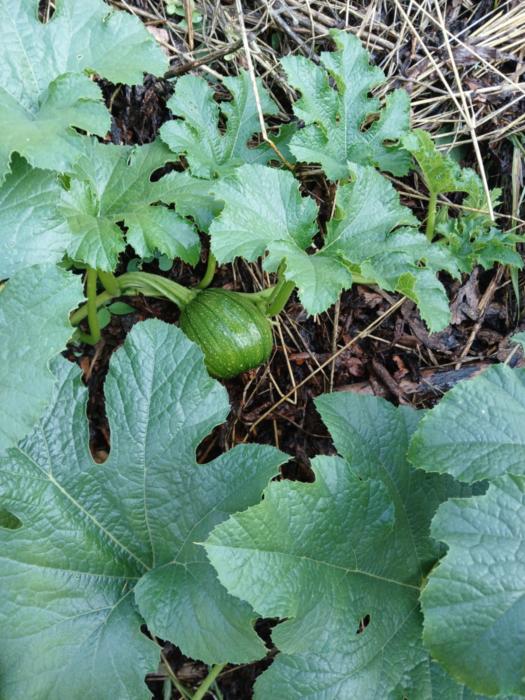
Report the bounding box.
[17,445,150,571]
[210,544,419,591]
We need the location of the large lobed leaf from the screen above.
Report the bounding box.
[326,164,460,330]
[58,139,200,271]
[0,264,84,455]
[1,142,215,277]
[209,163,353,315]
[160,72,279,178]
[282,30,411,179]
[0,0,167,182]
[409,364,525,483]
[421,476,525,697]
[0,320,287,699]
[0,156,72,278]
[206,393,478,699]
[409,363,525,696]
[209,162,459,326]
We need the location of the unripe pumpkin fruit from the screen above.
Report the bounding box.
[179,289,273,379]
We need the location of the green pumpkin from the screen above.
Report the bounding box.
[179,289,273,379]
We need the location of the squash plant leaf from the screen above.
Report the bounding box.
[160,72,280,178]
[210,163,352,315]
[209,164,319,260]
[205,393,476,699]
[403,130,523,274]
[326,165,459,331]
[282,30,411,179]
[0,320,286,699]
[402,129,468,196]
[0,264,83,455]
[265,242,353,315]
[409,364,525,483]
[0,155,72,278]
[152,169,223,232]
[210,164,342,313]
[58,139,200,271]
[421,476,525,697]
[0,0,167,183]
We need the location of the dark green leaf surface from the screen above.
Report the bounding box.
[58,139,200,270]
[0,156,72,277]
[0,0,167,182]
[409,364,525,483]
[0,320,286,699]
[206,393,475,698]
[0,264,83,455]
[160,72,278,178]
[282,30,411,178]
[422,476,525,696]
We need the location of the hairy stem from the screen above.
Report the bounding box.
[70,271,198,327]
[70,291,116,326]
[197,253,217,289]
[266,275,295,316]
[97,270,120,296]
[426,191,438,241]
[85,268,101,344]
[192,663,226,700]
[118,272,197,308]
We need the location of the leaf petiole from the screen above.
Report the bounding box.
[266,271,296,316]
[192,663,226,700]
[70,272,198,328]
[425,191,438,241]
[197,252,217,289]
[84,268,102,344]
[70,290,115,326]
[97,270,121,296]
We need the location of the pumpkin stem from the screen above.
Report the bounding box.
[70,272,198,327]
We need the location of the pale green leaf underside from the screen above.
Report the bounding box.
[409,364,525,483]
[0,0,167,182]
[0,264,83,455]
[0,320,286,699]
[160,72,278,178]
[282,30,411,179]
[206,393,475,699]
[0,155,72,277]
[58,139,200,270]
[422,476,525,697]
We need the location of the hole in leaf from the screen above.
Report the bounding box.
[0,509,22,530]
[359,113,380,132]
[356,614,370,634]
[38,0,56,22]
